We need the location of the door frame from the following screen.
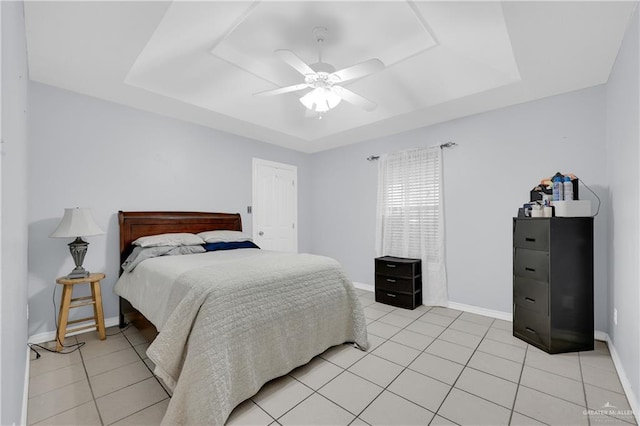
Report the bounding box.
[251,158,298,252]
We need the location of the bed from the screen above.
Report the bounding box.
[114,211,368,425]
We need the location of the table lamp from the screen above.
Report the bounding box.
[50,207,104,279]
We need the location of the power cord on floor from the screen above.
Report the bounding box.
[28,284,87,358]
[29,323,131,358]
[107,323,130,336]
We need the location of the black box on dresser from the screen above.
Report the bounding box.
[513,217,594,354]
[375,256,422,310]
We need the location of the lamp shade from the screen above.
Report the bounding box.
[50,208,104,238]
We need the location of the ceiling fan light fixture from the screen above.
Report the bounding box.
[300,87,341,113]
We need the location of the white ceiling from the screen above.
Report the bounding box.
[24,1,636,153]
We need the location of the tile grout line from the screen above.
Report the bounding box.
[366,309,509,423]
[269,373,329,423]
[287,339,397,421]
[94,327,168,425]
[109,327,173,424]
[121,329,174,399]
[428,315,495,423]
[352,306,455,424]
[578,351,592,426]
[27,335,105,426]
[510,344,599,425]
[507,340,530,426]
[578,348,636,426]
[78,338,106,426]
[301,306,440,423]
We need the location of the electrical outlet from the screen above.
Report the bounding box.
[614,308,618,325]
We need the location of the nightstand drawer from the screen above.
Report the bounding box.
[514,249,549,282]
[375,274,415,293]
[514,308,550,348]
[514,277,549,315]
[375,289,421,310]
[375,257,421,278]
[514,219,549,251]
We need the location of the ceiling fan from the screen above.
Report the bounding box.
[254,27,385,116]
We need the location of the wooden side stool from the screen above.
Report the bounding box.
[55,272,106,351]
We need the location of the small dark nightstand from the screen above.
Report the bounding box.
[375,256,422,309]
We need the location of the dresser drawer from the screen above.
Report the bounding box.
[375,274,415,293]
[375,289,421,310]
[375,257,420,278]
[514,308,550,348]
[514,249,549,282]
[514,277,549,315]
[513,219,549,251]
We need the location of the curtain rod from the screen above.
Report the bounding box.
[366,142,458,161]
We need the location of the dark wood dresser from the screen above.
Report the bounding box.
[375,256,422,310]
[513,217,594,353]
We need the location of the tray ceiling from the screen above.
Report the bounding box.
[24,1,636,153]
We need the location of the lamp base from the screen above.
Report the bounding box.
[66,267,90,279]
[66,237,90,279]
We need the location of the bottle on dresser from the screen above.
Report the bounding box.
[563,176,574,201]
[552,175,564,202]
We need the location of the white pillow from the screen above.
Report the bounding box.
[133,232,205,248]
[197,230,252,243]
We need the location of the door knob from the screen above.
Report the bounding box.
[258,231,264,236]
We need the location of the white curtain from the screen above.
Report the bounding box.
[375,147,448,306]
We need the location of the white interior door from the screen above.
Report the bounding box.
[252,158,298,252]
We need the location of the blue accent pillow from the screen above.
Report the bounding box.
[202,241,260,251]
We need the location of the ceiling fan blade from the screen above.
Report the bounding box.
[254,83,310,97]
[331,58,384,83]
[334,87,378,112]
[275,49,316,76]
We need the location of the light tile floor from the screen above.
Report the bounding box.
[28,289,638,425]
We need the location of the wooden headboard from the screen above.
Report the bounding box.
[118,211,242,266]
[117,211,241,336]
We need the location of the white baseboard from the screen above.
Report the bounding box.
[28,316,120,344]
[594,330,608,342]
[353,282,374,292]
[354,282,514,321]
[599,332,639,423]
[447,301,513,322]
[21,345,30,426]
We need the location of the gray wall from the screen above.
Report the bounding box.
[310,86,609,330]
[1,1,30,423]
[605,4,639,412]
[27,82,312,337]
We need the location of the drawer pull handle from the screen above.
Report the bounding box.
[525,237,536,242]
[386,264,397,268]
[525,267,536,272]
[386,279,396,283]
[525,327,536,333]
[386,293,397,298]
[525,297,536,303]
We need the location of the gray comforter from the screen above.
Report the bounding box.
[145,251,368,425]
